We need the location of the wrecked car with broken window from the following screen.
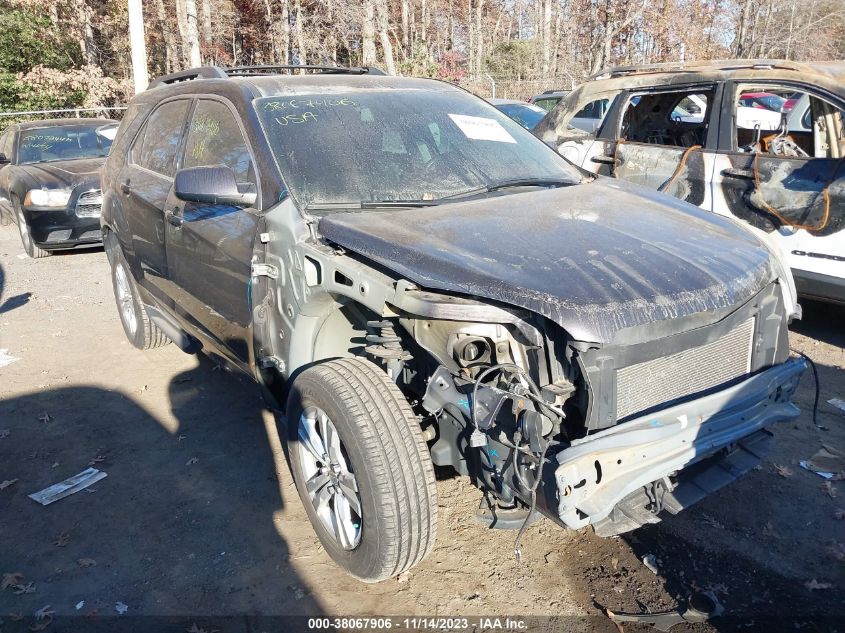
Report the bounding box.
[101,65,807,583]
[534,59,845,305]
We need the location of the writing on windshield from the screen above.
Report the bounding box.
[18,125,116,164]
[255,88,582,210]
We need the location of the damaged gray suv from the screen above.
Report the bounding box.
[101,65,807,582]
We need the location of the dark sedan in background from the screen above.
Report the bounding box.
[0,118,118,258]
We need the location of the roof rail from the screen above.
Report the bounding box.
[225,64,386,77]
[588,59,808,81]
[148,67,229,89]
[148,64,385,89]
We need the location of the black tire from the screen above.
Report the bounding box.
[287,358,438,582]
[109,248,170,350]
[13,197,50,259]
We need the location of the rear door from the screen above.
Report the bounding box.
[711,82,845,301]
[119,98,192,306]
[165,97,261,366]
[587,84,720,210]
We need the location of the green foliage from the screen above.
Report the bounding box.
[483,39,541,78]
[0,6,79,74]
[398,44,438,78]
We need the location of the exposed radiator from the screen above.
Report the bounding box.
[615,318,755,420]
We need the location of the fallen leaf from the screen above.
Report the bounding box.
[805,579,833,590]
[12,583,35,595]
[186,457,198,466]
[823,481,838,498]
[835,509,845,520]
[177,434,187,442]
[75,601,84,611]
[0,429,9,439]
[34,605,54,620]
[774,464,793,478]
[76,559,96,568]
[10,612,23,621]
[37,413,52,424]
[29,617,52,632]
[50,462,59,469]
[186,624,219,633]
[115,602,128,615]
[1,573,23,590]
[0,479,18,490]
[87,456,105,466]
[827,541,845,563]
[53,533,70,547]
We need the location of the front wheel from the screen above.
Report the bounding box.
[14,198,49,259]
[287,358,438,582]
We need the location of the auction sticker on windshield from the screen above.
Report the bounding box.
[448,114,516,143]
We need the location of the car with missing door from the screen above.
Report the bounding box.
[0,118,118,258]
[101,64,806,582]
[534,59,845,305]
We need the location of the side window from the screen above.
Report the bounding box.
[133,99,190,177]
[183,100,254,184]
[735,86,845,158]
[619,88,715,147]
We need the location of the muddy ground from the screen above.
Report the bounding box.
[0,222,843,633]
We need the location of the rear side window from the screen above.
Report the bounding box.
[183,99,254,184]
[134,100,190,176]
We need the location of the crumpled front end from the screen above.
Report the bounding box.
[552,356,805,534]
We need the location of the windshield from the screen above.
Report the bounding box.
[18,124,117,164]
[255,89,582,209]
[495,104,546,130]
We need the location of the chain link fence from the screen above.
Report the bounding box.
[0,107,127,132]
[457,77,574,101]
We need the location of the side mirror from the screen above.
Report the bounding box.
[174,165,257,207]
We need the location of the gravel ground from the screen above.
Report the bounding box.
[0,223,843,633]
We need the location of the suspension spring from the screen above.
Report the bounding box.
[365,320,412,361]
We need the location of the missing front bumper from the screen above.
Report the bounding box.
[553,356,807,532]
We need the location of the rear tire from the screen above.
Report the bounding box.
[14,197,49,259]
[287,358,438,582]
[109,248,170,350]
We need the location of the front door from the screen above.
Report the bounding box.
[588,85,720,211]
[165,97,261,366]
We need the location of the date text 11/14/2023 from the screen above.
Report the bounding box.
[307,617,529,630]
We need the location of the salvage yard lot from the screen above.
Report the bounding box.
[0,223,843,632]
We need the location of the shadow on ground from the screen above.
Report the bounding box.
[0,354,323,632]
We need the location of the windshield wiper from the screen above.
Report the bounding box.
[305,199,441,212]
[445,177,574,200]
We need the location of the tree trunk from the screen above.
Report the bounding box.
[475,0,484,75]
[541,0,552,76]
[376,0,397,74]
[155,0,177,72]
[181,0,202,66]
[74,0,97,66]
[281,0,290,64]
[295,0,306,66]
[362,0,377,66]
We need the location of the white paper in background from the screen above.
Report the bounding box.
[448,114,517,144]
[0,349,19,368]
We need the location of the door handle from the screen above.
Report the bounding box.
[590,155,617,164]
[721,168,755,180]
[165,209,183,228]
[120,180,131,195]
